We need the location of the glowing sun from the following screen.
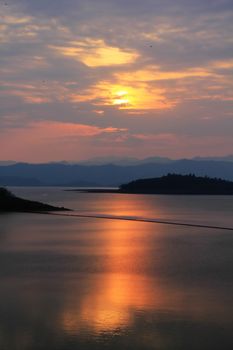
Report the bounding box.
[113,90,130,107]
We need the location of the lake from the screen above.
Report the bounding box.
[0,187,233,349]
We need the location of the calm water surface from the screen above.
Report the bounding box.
[0,187,233,349]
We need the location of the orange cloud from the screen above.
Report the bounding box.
[50,39,139,67]
[26,121,127,137]
[68,65,215,111]
[114,66,214,82]
[211,59,233,69]
[0,121,128,162]
[69,80,174,111]
[0,121,127,139]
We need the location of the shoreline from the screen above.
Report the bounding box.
[66,188,233,195]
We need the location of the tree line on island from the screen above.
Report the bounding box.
[119,174,233,195]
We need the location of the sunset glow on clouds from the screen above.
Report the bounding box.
[50,39,139,67]
[0,0,233,161]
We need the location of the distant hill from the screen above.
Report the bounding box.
[0,159,233,186]
[0,161,17,166]
[67,155,233,166]
[120,174,233,195]
[1,155,233,168]
[0,188,69,212]
[193,155,233,162]
[0,176,42,186]
[78,156,173,166]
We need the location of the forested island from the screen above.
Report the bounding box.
[0,188,69,212]
[119,174,233,195]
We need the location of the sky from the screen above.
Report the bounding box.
[0,0,233,162]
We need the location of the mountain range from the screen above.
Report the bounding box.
[2,155,232,167]
[1,156,233,186]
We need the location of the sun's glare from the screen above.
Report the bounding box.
[92,82,173,111]
[113,90,130,107]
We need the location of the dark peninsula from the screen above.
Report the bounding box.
[0,188,70,212]
[119,174,233,195]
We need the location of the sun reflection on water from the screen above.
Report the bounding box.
[61,211,165,336]
[1,192,233,349]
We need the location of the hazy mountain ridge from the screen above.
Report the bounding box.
[1,159,233,186]
[0,155,232,167]
[0,176,42,186]
[0,161,17,166]
[77,156,174,166]
[193,155,233,162]
[48,155,233,166]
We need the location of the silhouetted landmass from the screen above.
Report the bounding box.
[1,159,233,186]
[0,188,70,212]
[193,155,233,162]
[78,155,173,165]
[119,174,233,194]
[0,176,42,186]
[0,161,17,166]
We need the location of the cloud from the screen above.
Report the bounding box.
[50,39,139,67]
[0,120,127,137]
[0,0,232,160]
[11,0,233,18]
[0,121,128,161]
